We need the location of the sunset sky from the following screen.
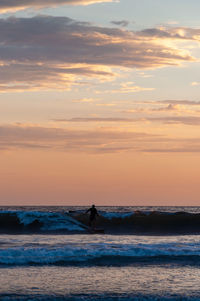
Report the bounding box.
[1,0,200,205]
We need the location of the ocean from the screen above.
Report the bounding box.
[1,206,200,300]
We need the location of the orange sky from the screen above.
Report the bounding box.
[0,149,200,205]
[1,0,200,205]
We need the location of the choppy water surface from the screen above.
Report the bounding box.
[1,265,200,300]
[1,234,200,266]
[1,206,200,300]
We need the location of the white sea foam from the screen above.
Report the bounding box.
[100,212,133,219]
[1,235,200,265]
[0,210,86,232]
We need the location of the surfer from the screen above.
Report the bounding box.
[86,204,99,230]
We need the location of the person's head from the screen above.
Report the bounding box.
[92,204,95,208]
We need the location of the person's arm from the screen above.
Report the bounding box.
[85,208,90,214]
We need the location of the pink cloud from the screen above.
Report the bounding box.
[0,0,115,12]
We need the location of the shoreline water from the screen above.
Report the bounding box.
[1,206,200,300]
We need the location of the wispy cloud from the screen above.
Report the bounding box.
[191,82,200,86]
[142,147,200,153]
[152,104,179,112]
[53,114,200,126]
[139,26,200,41]
[95,103,116,106]
[0,63,115,92]
[0,16,195,92]
[0,123,160,154]
[1,123,200,154]
[72,98,96,103]
[148,116,200,126]
[54,117,138,122]
[158,100,200,106]
[111,20,129,27]
[110,82,155,93]
[0,0,115,13]
[121,103,181,114]
[122,100,200,115]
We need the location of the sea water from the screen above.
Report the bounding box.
[1,206,200,300]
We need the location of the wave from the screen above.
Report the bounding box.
[1,209,200,234]
[0,210,86,234]
[73,210,200,235]
[1,241,200,266]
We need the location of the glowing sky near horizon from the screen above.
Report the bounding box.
[1,0,200,205]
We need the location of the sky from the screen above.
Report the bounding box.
[1,0,200,205]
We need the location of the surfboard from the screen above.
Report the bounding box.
[88,228,105,234]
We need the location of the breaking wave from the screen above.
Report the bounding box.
[1,240,200,266]
[0,210,86,234]
[74,210,200,235]
[0,208,200,234]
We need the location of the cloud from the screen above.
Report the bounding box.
[139,26,200,41]
[1,123,200,154]
[165,21,179,25]
[0,0,115,13]
[191,82,200,86]
[158,100,200,106]
[137,72,154,78]
[152,104,179,112]
[53,114,200,126]
[0,63,115,92]
[96,103,116,106]
[0,123,161,154]
[126,99,200,106]
[54,117,138,122]
[110,82,155,93]
[121,102,195,115]
[72,98,95,103]
[148,116,200,126]
[128,100,200,115]
[0,16,195,92]
[142,147,200,153]
[111,20,129,27]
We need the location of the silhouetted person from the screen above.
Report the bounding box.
[86,205,99,230]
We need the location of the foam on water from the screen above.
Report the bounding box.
[100,212,133,219]
[0,210,86,232]
[1,234,200,266]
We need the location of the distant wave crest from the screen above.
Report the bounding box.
[1,242,200,266]
[0,209,200,234]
